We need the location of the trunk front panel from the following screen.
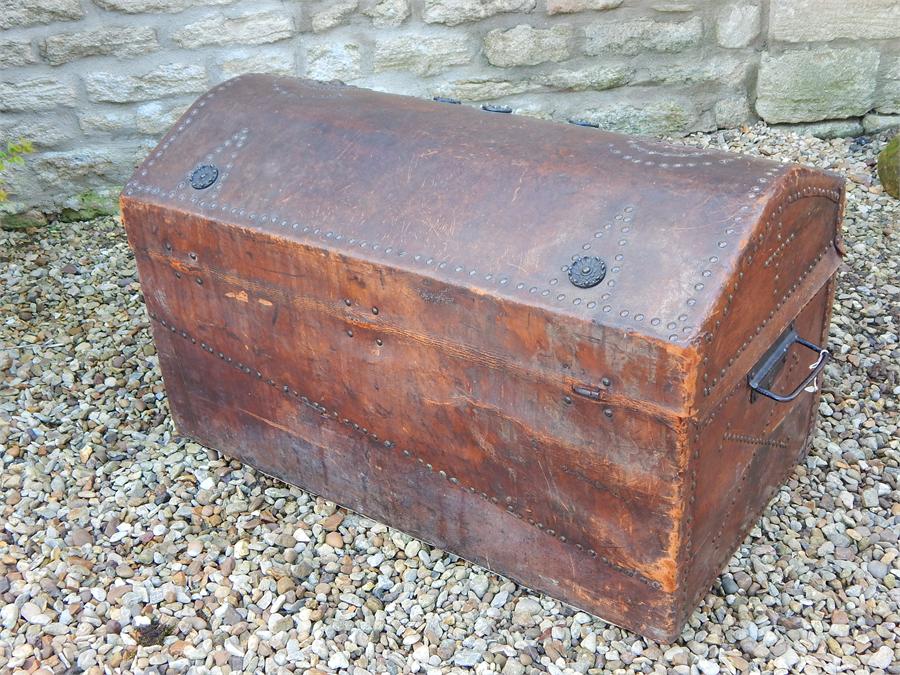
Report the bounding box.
[124,202,686,638]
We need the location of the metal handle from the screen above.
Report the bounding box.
[748,328,829,403]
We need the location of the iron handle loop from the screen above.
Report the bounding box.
[748,335,829,403]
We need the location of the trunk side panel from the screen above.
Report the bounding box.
[678,280,834,622]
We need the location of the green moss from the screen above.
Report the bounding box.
[877,135,900,199]
[0,209,47,230]
[58,190,119,223]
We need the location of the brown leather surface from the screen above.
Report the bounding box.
[121,75,845,642]
[123,75,840,348]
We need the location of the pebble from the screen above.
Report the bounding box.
[720,575,739,595]
[20,603,50,626]
[0,125,897,674]
[869,645,895,669]
[867,560,889,579]
[774,648,800,670]
[1,605,19,629]
[328,652,350,669]
[70,527,94,546]
[453,649,483,667]
[470,573,489,598]
[862,487,880,508]
[514,597,542,615]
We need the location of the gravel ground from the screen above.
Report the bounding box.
[1,124,898,674]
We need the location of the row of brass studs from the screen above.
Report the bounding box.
[701,241,831,397]
[603,147,773,342]
[723,433,789,449]
[682,165,785,334]
[179,127,249,205]
[763,231,798,269]
[563,205,679,330]
[133,78,237,182]
[609,140,735,169]
[146,312,662,590]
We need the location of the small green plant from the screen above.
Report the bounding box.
[0,138,34,202]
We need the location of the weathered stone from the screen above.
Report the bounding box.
[79,110,137,134]
[93,0,233,13]
[174,11,294,48]
[34,148,137,186]
[881,84,900,115]
[770,0,900,42]
[0,116,74,148]
[0,39,37,68]
[483,25,572,68]
[41,26,159,66]
[374,35,470,76]
[756,48,879,123]
[773,119,865,139]
[716,3,760,48]
[878,56,900,114]
[311,0,358,33]
[363,0,410,27]
[221,50,295,78]
[306,43,362,82]
[537,64,630,91]
[546,0,622,14]
[423,0,536,26]
[863,114,900,135]
[639,54,748,87]
[0,0,83,30]
[0,78,76,112]
[715,96,751,128]
[581,98,699,135]
[136,101,191,135]
[432,77,538,101]
[651,1,695,10]
[84,64,207,103]
[584,17,703,56]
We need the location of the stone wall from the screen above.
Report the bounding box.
[1,0,899,220]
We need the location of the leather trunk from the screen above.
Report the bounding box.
[120,75,845,642]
